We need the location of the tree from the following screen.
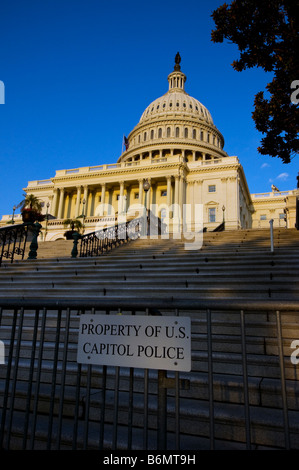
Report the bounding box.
[17,193,42,212]
[63,218,83,232]
[211,0,299,163]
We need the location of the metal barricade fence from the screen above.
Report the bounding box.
[0,298,298,450]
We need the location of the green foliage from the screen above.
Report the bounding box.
[63,218,83,232]
[17,194,43,212]
[211,0,299,163]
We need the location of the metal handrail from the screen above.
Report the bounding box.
[78,217,144,257]
[0,223,31,267]
[0,297,298,311]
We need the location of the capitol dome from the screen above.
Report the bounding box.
[118,54,226,163]
[140,65,214,125]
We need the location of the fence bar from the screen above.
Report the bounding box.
[128,308,136,450]
[83,364,92,449]
[99,364,107,450]
[57,308,71,450]
[207,308,215,450]
[128,367,134,450]
[6,307,24,449]
[240,309,251,449]
[143,307,150,449]
[99,308,110,450]
[30,307,47,450]
[72,362,82,450]
[175,307,180,450]
[22,308,40,449]
[276,310,290,449]
[112,366,120,450]
[0,308,17,449]
[47,309,62,450]
[157,369,167,450]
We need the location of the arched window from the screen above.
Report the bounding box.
[167,127,171,138]
[144,132,147,141]
[193,129,196,139]
[200,131,204,140]
[158,128,162,138]
[151,130,154,140]
[184,128,188,138]
[176,127,180,138]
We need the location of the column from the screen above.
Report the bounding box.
[186,181,194,232]
[88,190,94,216]
[138,179,143,206]
[75,186,81,217]
[65,192,71,219]
[83,185,88,216]
[150,181,156,215]
[51,189,58,217]
[119,181,124,214]
[57,188,65,220]
[179,176,186,231]
[101,183,106,216]
[167,176,172,217]
[173,175,180,233]
[146,178,152,211]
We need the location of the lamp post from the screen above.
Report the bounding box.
[222,205,225,224]
[45,202,50,240]
[12,205,16,224]
[143,179,150,236]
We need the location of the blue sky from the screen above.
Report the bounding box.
[0,0,297,218]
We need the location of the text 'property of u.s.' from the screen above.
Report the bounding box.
[77,314,191,371]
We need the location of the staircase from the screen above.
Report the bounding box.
[0,228,299,450]
[0,228,298,300]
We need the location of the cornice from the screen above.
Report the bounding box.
[24,184,54,192]
[51,162,183,186]
[189,163,240,174]
[251,197,286,204]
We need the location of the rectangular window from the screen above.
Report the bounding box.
[135,193,139,199]
[161,190,167,197]
[279,213,285,219]
[208,208,216,223]
[208,185,216,193]
[260,214,267,220]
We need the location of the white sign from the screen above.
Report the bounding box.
[77,314,191,372]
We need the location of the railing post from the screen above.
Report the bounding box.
[27,223,42,260]
[269,219,274,252]
[71,232,81,258]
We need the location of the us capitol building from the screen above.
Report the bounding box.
[2,54,298,239]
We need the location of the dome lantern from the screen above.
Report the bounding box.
[168,52,186,93]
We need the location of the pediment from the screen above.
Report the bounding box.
[206,200,219,206]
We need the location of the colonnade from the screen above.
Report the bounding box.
[49,174,187,221]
